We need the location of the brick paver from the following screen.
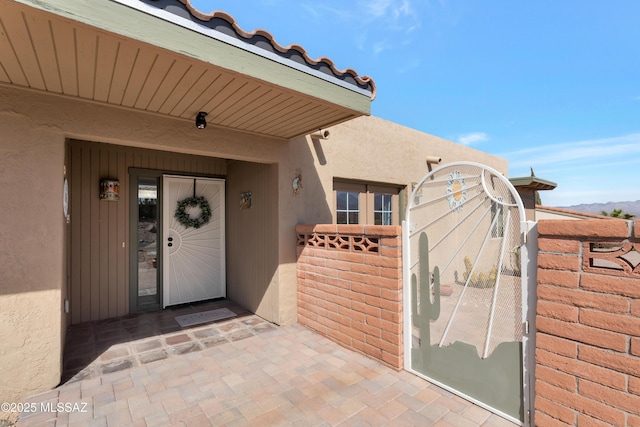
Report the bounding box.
[17,303,517,426]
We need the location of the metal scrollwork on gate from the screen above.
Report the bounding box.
[446,170,467,212]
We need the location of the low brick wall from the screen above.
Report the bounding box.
[296,224,403,369]
[535,219,640,426]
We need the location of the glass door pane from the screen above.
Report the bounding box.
[137,177,158,297]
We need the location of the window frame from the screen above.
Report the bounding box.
[333,180,401,225]
[491,198,505,238]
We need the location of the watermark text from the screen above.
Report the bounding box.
[1,401,89,413]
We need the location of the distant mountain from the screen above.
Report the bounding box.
[558,200,640,217]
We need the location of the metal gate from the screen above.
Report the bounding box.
[402,162,535,425]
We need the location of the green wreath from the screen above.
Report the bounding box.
[174,196,212,229]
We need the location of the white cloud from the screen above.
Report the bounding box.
[502,133,640,205]
[396,57,421,74]
[302,0,422,53]
[458,132,489,146]
[373,39,390,54]
[365,0,393,17]
[503,133,640,169]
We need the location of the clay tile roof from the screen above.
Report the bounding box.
[145,0,376,99]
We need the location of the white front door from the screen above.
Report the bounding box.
[162,175,225,308]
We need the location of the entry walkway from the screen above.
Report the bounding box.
[17,302,517,426]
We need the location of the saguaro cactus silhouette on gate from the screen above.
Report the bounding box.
[411,232,440,368]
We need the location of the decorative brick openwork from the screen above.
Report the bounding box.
[296,224,403,369]
[585,240,640,277]
[297,232,380,253]
[535,219,640,426]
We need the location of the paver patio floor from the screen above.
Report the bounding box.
[17,300,517,426]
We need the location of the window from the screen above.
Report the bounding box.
[374,194,392,225]
[336,191,360,224]
[334,180,401,225]
[491,199,504,238]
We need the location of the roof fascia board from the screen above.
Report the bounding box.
[509,176,557,190]
[13,0,371,115]
[115,0,372,98]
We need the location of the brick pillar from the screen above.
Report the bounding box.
[534,219,640,426]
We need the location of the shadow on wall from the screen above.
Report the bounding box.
[224,134,331,317]
[288,134,332,226]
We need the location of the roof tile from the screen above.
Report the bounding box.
[146,0,376,99]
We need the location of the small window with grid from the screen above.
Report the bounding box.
[374,193,393,225]
[336,191,360,224]
[491,199,504,238]
[334,181,402,225]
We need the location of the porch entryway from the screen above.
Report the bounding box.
[59,299,258,384]
[68,140,280,325]
[21,299,515,426]
[403,162,536,426]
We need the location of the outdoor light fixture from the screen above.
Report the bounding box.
[195,111,207,129]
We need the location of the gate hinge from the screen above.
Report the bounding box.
[524,321,529,335]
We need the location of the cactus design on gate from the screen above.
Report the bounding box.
[409,231,524,421]
[411,232,440,367]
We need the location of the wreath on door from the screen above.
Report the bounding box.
[174,196,212,229]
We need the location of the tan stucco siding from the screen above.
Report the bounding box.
[291,115,508,222]
[279,115,508,236]
[274,115,509,325]
[0,85,286,402]
[0,106,66,402]
[0,84,509,401]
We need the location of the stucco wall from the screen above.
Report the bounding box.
[275,116,508,325]
[0,86,291,402]
[535,210,582,221]
[0,108,65,402]
[0,84,509,401]
[287,115,508,224]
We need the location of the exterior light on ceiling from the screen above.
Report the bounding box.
[195,111,207,129]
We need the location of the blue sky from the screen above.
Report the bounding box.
[188,0,640,207]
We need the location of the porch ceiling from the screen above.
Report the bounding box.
[1,0,375,140]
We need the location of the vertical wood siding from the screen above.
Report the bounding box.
[68,140,227,324]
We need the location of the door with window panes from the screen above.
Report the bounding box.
[334,181,401,225]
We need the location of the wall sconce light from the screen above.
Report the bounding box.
[196,111,207,129]
[100,179,120,201]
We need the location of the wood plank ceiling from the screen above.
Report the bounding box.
[0,0,372,139]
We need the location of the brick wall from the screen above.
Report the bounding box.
[535,219,640,426]
[296,224,403,369]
